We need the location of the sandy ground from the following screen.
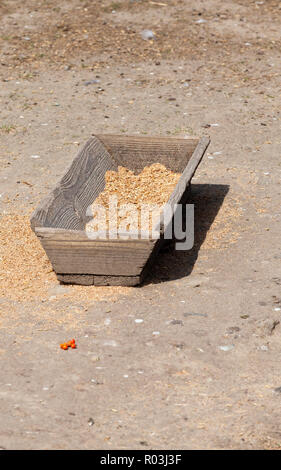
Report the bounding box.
[0,0,281,450]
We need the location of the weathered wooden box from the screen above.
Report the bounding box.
[31,134,210,286]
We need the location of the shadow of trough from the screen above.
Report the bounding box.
[145,183,230,284]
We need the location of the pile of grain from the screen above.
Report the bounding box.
[0,213,56,301]
[86,163,181,233]
[0,213,131,302]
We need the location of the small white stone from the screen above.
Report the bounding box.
[219,345,234,352]
[135,319,143,324]
[141,30,155,40]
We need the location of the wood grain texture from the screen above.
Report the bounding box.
[30,136,117,231]
[36,228,156,276]
[57,274,94,285]
[96,134,199,173]
[93,275,141,286]
[57,273,141,286]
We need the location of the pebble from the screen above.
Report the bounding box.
[135,319,143,323]
[88,418,94,426]
[31,155,40,159]
[195,19,207,24]
[219,345,234,351]
[141,30,155,40]
[260,345,268,351]
[84,79,100,85]
[152,331,160,336]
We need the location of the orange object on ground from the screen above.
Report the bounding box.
[60,339,76,350]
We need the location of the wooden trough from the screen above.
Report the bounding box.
[31,134,210,286]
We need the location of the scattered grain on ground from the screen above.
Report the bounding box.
[0,213,131,302]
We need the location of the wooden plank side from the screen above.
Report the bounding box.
[93,275,141,286]
[57,274,94,285]
[34,227,155,241]
[95,134,199,173]
[152,137,209,236]
[40,237,156,276]
[30,136,118,231]
[168,136,210,207]
[56,273,141,286]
